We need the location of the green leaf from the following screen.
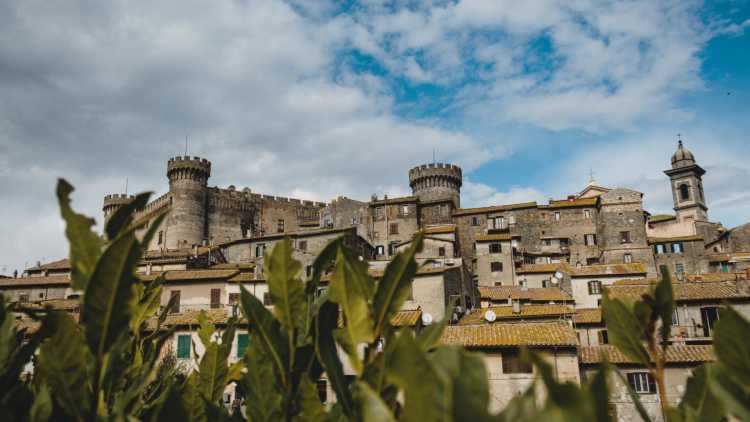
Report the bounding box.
[602,291,650,367]
[678,364,724,421]
[105,191,151,240]
[713,307,750,386]
[29,383,52,422]
[653,269,675,345]
[329,246,375,354]
[355,381,396,422]
[130,279,163,332]
[315,300,354,417]
[587,364,612,422]
[35,312,92,420]
[56,179,103,290]
[428,346,491,421]
[294,377,329,422]
[239,285,289,384]
[82,227,140,358]
[265,239,307,334]
[386,331,451,422]
[372,233,422,338]
[241,340,284,422]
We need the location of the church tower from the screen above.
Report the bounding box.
[664,140,708,224]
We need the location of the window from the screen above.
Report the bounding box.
[490,262,503,272]
[675,263,685,275]
[508,215,516,225]
[228,293,240,306]
[306,265,313,278]
[627,372,656,394]
[401,205,410,215]
[263,292,273,306]
[255,244,266,258]
[298,240,307,251]
[588,280,602,295]
[671,309,680,326]
[520,278,528,288]
[543,239,552,246]
[554,212,561,221]
[671,242,683,253]
[375,245,385,256]
[586,257,600,265]
[502,351,533,374]
[471,216,480,226]
[389,223,399,235]
[655,244,665,254]
[584,234,597,246]
[388,242,398,256]
[177,334,192,359]
[542,279,551,288]
[237,334,249,358]
[584,209,592,219]
[210,288,221,309]
[620,231,631,244]
[438,247,446,257]
[495,216,506,229]
[19,293,29,303]
[623,253,633,264]
[158,230,163,245]
[374,207,384,219]
[317,380,328,403]
[277,219,285,233]
[700,307,721,337]
[598,330,609,345]
[170,290,181,313]
[489,243,502,254]
[679,183,690,201]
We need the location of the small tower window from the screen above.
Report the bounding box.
[679,183,690,201]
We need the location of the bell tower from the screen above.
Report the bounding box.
[664,140,708,224]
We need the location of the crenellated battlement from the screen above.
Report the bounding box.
[408,162,463,186]
[167,156,211,183]
[102,193,135,212]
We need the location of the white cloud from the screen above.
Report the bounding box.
[463,181,547,208]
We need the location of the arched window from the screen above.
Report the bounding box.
[679,183,690,201]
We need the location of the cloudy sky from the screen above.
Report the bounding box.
[1,0,749,274]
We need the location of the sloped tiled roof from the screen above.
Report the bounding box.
[458,304,574,325]
[613,278,657,286]
[547,197,598,209]
[452,202,538,216]
[25,258,71,272]
[391,309,422,327]
[570,263,647,277]
[648,214,677,223]
[572,308,602,324]
[442,321,577,348]
[137,269,240,282]
[579,345,714,364]
[210,262,256,270]
[606,281,750,302]
[423,225,455,235]
[687,272,748,282]
[516,263,570,274]
[475,233,513,242]
[478,286,572,302]
[369,196,418,206]
[647,235,704,244]
[0,275,71,287]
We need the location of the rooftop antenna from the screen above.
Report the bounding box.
[432,148,436,164]
[677,133,682,148]
[125,177,129,195]
[184,135,189,156]
[588,167,595,183]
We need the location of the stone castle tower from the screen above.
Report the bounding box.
[665,141,708,224]
[408,163,463,207]
[165,156,211,249]
[102,194,135,228]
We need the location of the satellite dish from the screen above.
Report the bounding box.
[554,271,563,280]
[484,310,497,322]
[421,313,433,325]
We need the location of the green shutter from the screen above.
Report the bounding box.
[177,334,191,359]
[237,334,249,358]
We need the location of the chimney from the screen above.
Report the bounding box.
[512,300,521,314]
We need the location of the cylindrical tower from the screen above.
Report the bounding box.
[166,156,211,249]
[408,163,463,207]
[102,194,135,228]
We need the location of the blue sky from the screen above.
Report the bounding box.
[0,0,749,273]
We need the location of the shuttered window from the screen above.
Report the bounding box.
[211,288,221,309]
[177,335,191,359]
[237,334,249,358]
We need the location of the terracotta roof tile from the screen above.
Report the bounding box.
[452,202,538,216]
[570,263,647,277]
[391,309,422,327]
[137,269,240,282]
[547,197,598,209]
[478,286,572,302]
[0,275,71,287]
[475,234,513,242]
[613,278,657,286]
[458,304,574,325]
[579,345,714,364]
[25,258,70,272]
[442,321,577,348]
[687,272,748,282]
[647,235,704,244]
[516,263,571,274]
[572,308,602,324]
[606,281,750,301]
[423,225,456,235]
